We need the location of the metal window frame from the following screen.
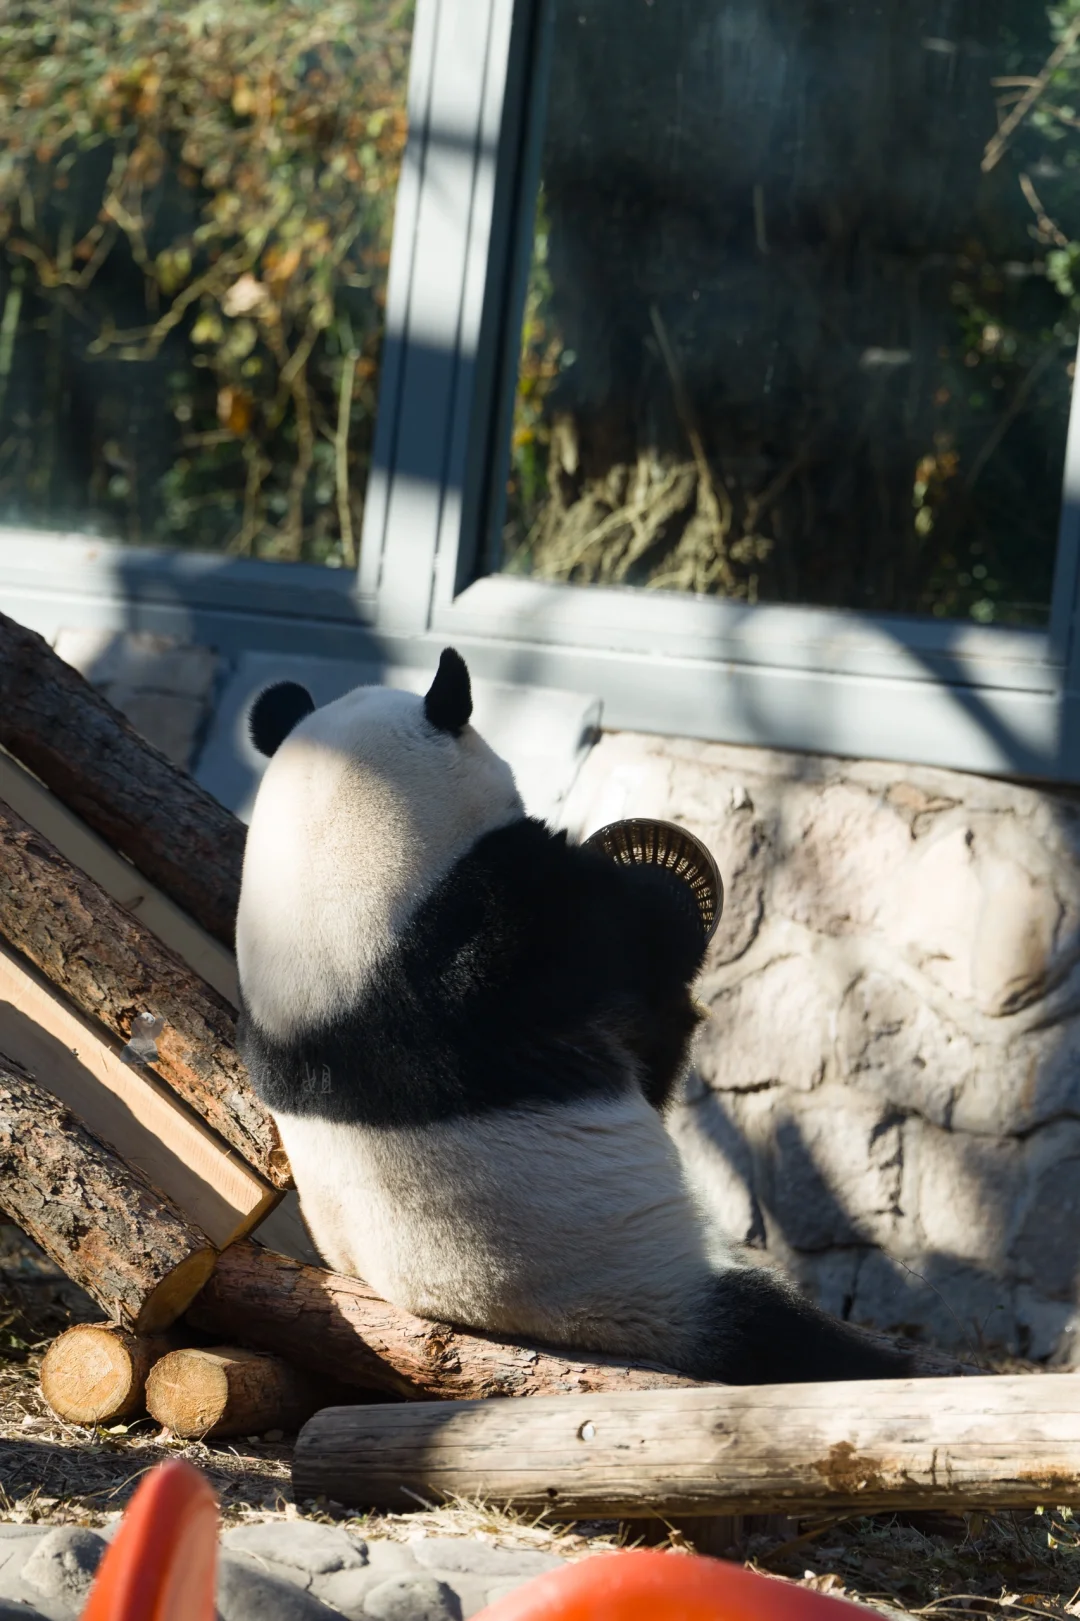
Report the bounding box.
[3,0,1080,782]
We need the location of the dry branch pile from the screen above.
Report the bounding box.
[0,607,1072,1520]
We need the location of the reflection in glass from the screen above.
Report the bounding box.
[0,0,411,564]
[504,0,1080,624]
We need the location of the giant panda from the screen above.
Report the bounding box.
[236,648,913,1384]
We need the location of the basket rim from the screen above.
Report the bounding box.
[581,817,724,943]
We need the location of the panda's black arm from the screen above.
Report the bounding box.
[449,823,708,1109]
[476,822,708,1007]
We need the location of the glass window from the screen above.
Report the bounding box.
[0,0,412,565]
[502,0,1080,626]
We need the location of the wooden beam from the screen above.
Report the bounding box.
[0,939,279,1248]
[0,609,244,948]
[0,1060,216,1332]
[292,1373,1080,1518]
[187,1241,703,1400]
[0,799,290,1188]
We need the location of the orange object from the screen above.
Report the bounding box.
[82,1458,218,1621]
[472,1547,874,1621]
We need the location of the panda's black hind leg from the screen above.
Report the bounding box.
[693,1266,915,1384]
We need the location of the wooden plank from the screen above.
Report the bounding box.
[0,1060,217,1332]
[0,798,290,1187]
[0,939,279,1249]
[292,1373,1080,1518]
[0,747,237,1004]
[0,749,314,1263]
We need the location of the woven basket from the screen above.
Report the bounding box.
[581,818,724,943]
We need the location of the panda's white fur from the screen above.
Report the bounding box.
[236,651,915,1383]
[238,682,523,1041]
[272,1096,728,1369]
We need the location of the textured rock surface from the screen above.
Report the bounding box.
[563,731,1080,1364]
[0,1531,571,1621]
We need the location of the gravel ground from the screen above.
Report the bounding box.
[2,1223,1078,1621]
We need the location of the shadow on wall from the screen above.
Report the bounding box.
[563,724,1080,1367]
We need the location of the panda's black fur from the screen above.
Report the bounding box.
[242,816,706,1126]
[237,649,914,1385]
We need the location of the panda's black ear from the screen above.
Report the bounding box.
[424,647,472,736]
[249,682,316,757]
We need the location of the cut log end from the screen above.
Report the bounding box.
[40,1325,179,1425]
[135,1250,218,1335]
[145,1345,337,1439]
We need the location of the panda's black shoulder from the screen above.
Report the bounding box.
[435,816,647,933]
[416,815,705,995]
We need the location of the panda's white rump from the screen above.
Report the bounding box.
[274,1091,732,1369]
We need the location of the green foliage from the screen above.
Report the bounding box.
[0,0,412,561]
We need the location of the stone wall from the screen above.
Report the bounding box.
[562,731,1080,1365]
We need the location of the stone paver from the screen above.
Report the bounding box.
[222,1522,368,1579]
[0,1531,571,1621]
[20,1531,103,1607]
[362,1576,461,1621]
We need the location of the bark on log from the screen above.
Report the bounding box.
[293,1372,1080,1518]
[188,1242,704,1401]
[191,1244,973,1403]
[191,1243,970,1403]
[40,1325,181,1426]
[0,800,289,1189]
[0,937,279,1247]
[0,609,244,947]
[0,1062,216,1332]
[145,1345,343,1438]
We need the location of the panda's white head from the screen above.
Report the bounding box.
[236,649,524,1039]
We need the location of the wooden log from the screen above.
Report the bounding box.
[191,1243,973,1403]
[0,1060,216,1332]
[0,800,290,1189]
[0,746,238,1005]
[0,939,279,1247]
[40,1325,181,1426]
[145,1345,342,1439]
[0,609,244,947]
[293,1372,1080,1518]
[187,1241,704,1401]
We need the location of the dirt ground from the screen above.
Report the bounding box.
[1,1222,1078,1618]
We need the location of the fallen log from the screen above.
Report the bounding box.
[0,800,289,1189]
[187,1241,703,1401]
[188,1242,967,1404]
[145,1345,343,1439]
[0,609,244,947]
[293,1372,1080,1518]
[0,1061,216,1332]
[40,1325,182,1426]
[0,938,278,1247]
